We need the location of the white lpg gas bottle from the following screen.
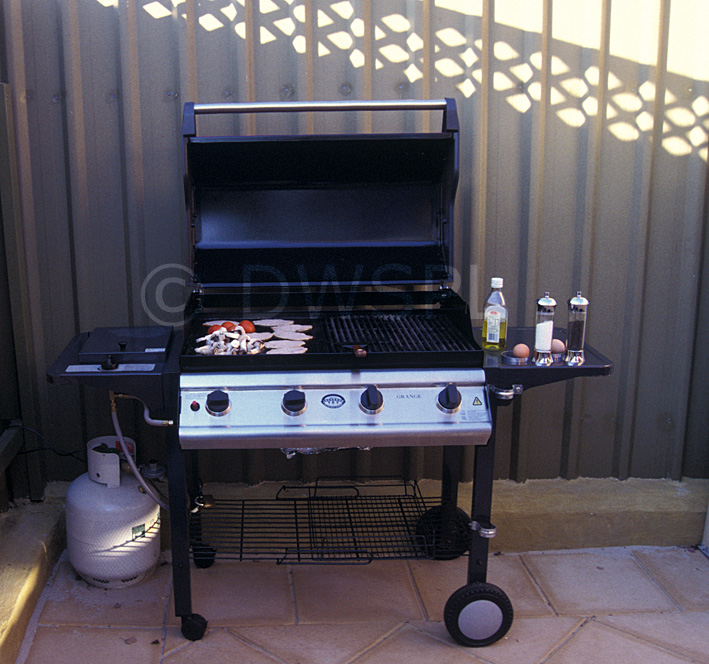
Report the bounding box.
[65,436,161,588]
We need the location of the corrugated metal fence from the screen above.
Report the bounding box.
[1,0,707,486]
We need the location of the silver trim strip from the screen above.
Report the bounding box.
[193,99,448,115]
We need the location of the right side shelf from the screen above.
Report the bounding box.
[478,327,613,393]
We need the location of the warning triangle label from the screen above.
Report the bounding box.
[473,396,483,406]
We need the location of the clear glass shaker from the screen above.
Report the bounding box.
[565,291,589,366]
[533,292,556,366]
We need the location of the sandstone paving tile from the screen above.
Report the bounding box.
[349,623,487,664]
[38,560,171,627]
[22,625,163,664]
[415,616,583,664]
[409,554,553,622]
[292,561,424,624]
[633,548,709,611]
[161,627,282,663]
[545,621,697,664]
[522,550,677,615]
[598,611,709,663]
[166,561,294,626]
[229,621,399,664]
[162,625,190,657]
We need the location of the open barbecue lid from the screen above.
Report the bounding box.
[182,100,459,289]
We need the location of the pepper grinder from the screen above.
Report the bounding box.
[565,291,589,366]
[533,292,557,366]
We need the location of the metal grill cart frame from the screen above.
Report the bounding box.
[48,99,612,648]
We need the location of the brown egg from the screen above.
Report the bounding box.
[512,343,530,358]
[551,338,566,353]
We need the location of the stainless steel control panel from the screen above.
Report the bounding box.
[178,369,492,450]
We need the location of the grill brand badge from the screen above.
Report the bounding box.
[321,394,346,409]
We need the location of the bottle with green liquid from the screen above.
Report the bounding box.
[482,277,507,351]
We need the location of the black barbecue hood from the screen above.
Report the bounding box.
[182,99,459,289]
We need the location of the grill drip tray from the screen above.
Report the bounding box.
[189,479,471,565]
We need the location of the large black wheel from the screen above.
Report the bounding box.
[181,613,208,641]
[192,544,216,568]
[444,582,514,647]
[415,504,471,560]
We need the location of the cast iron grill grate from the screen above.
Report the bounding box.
[322,313,475,353]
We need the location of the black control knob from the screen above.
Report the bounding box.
[360,385,384,414]
[206,390,230,416]
[100,355,118,371]
[438,384,462,412]
[282,389,307,416]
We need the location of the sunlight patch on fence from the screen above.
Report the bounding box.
[128,0,709,159]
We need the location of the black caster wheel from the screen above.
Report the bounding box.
[444,582,514,647]
[416,504,471,560]
[181,613,208,641]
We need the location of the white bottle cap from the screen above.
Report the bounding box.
[491,277,503,288]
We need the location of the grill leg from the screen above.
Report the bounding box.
[186,450,217,569]
[167,428,208,640]
[467,398,499,584]
[166,427,194,618]
[186,450,201,501]
[414,446,469,560]
[444,397,515,648]
[441,445,462,507]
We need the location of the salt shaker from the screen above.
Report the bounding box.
[565,291,589,366]
[533,292,556,366]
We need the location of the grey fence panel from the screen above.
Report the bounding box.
[1,0,707,485]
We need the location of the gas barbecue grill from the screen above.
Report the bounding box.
[48,99,612,648]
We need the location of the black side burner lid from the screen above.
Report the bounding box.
[78,326,173,364]
[182,100,459,289]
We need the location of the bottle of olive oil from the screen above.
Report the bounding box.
[482,277,507,350]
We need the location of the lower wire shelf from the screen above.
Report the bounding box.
[188,478,472,565]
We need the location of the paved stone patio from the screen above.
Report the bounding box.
[15,545,709,663]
